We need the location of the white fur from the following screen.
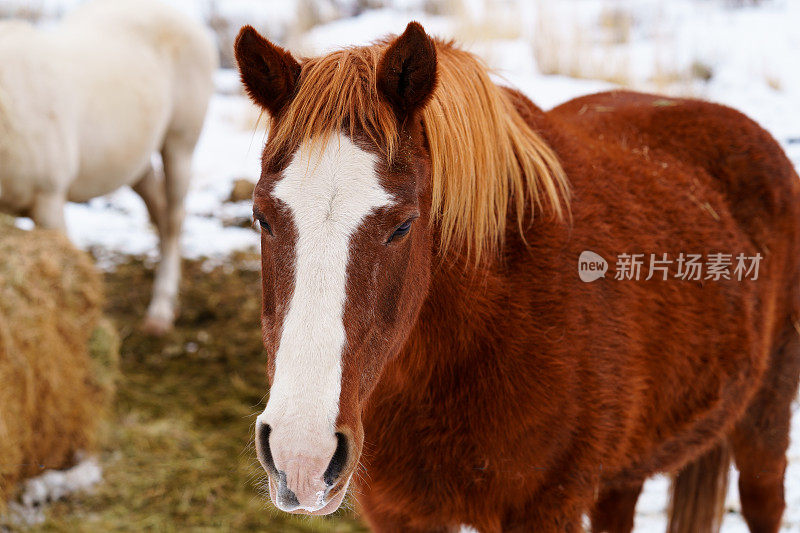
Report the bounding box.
[258,134,392,503]
[0,0,217,332]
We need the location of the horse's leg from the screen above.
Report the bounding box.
[502,485,587,533]
[503,507,583,533]
[730,323,800,533]
[141,139,192,335]
[132,163,166,236]
[30,189,66,230]
[590,481,643,533]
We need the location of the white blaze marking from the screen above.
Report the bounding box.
[259,133,392,463]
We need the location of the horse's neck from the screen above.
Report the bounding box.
[388,93,562,385]
[395,260,507,384]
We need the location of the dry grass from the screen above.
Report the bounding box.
[25,255,367,532]
[0,5,45,23]
[0,217,115,507]
[530,1,703,95]
[597,7,633,45]
[764,70,782,92]
[449,0,523,41]
[532,2,632,86]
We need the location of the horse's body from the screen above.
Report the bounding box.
[235,23,800,533]
[360,90,800,532]
[0,0,216,333]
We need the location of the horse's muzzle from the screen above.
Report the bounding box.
[255,420,350,514]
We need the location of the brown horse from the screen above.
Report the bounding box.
[234,22,800,533]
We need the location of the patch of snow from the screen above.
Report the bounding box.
[213,68,242,96]
[20,456,102,507]
[4,456,102,528]
[13,217,34,231]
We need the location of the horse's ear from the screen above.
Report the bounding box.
[234,25,300,116]
[377,22,437,120]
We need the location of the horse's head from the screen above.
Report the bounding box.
[235,22,438,514]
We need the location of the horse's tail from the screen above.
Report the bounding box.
[666,442,731,533]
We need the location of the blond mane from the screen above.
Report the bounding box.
[267,38,570,262]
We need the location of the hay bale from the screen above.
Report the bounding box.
[0,217,117,505]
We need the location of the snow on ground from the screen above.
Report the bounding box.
[5,457,102,528]
[4,0,800,530]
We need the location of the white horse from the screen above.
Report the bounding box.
[0,0,217,334]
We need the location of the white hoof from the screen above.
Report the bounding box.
[142,300,175,336]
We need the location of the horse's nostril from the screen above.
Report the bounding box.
[275,471,300,509]
[256,422,277,474]
[323,432,348,486]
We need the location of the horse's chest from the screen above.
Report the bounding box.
[359,374,557,522]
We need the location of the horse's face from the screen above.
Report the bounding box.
[235,23,437,514]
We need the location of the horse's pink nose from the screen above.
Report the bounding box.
[255,421,349,512]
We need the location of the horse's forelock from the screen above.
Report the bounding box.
[266,37,571,265]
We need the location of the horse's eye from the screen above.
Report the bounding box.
[387,219,414,244]
[254,217,273,236]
